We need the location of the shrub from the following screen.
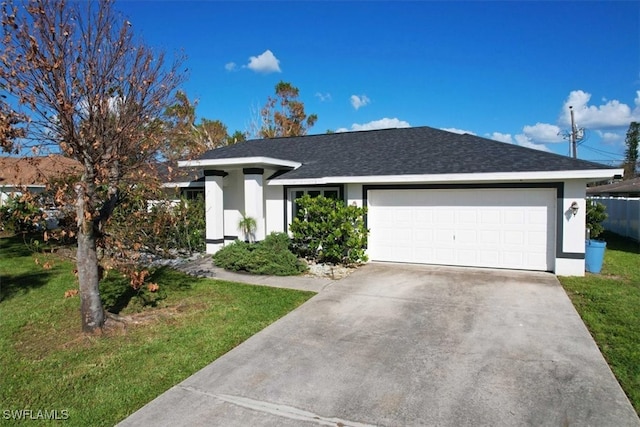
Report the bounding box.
[238,214,257,243]
[107,194,206,256]
[586,199,607,239]
[0,193,45,233]
[289,194,368,265]
[213,232,307,276]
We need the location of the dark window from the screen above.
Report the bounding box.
[324,190,338,200]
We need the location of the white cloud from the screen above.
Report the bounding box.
[246,50,281,74]
[336,117,410,132]
[350,95,370,110]
[489,89,640,156]
[514,134,552,152]
[522,122,564,143]
[560,90,640,128]
[315,92,332,102]
[488,131,551,152]
[224,62,236,71]
[441,127,476,135]
[488,132,513,144]
[596,130,624,145]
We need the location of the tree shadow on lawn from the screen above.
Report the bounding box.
[0,233,40,258]
[0,270,53,302]
[602,231,640,254]
[100,266,194,314]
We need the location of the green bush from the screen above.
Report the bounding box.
[290,194,368,266]
[586,199,607,239]
[0,193,45,233]
[213,232,307,276]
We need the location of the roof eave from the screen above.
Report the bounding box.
[161,181,205,189]
[268,169,624,186]
[178,156,301,170]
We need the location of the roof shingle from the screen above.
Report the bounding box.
[195,126,615,180]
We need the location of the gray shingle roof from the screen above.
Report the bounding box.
[196,126,615,180]
[587,177,640,195]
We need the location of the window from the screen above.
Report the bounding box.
[182,188,204,200]
[289,187,341,222]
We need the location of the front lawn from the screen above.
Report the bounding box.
[559,232,640,415]
[0,235,314,426]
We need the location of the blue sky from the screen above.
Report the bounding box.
[117,1,640,165]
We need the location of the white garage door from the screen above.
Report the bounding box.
[368,188,556,271]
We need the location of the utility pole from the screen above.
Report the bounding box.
[570,106,577,159]
[559,106,584,158]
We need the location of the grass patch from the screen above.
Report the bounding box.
[0,234,315,426]
[559,232,640,415]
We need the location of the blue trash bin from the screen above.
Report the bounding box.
[585,239,606,273]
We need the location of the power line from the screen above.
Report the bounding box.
[579,143,624,160]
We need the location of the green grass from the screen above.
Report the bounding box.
[0,235,315,426]
[559,232,640,415]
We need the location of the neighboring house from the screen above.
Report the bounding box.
[586,177,640,198]
[179,126,623,276]
[587,177,640,243]
[0,155,82,207]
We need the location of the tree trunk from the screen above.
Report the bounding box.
[76,185,105,333]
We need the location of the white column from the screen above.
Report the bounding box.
[204,170,225,254]
[243,168,265,241]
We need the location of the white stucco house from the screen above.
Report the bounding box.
[179,126,623,276]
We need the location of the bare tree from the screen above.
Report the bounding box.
[0,0,185,332]
[250,81,317,139]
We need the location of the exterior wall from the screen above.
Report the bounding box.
[222,170,243,243]
[561,180,588,253]
[207,173,593,276]
[345,183,363,207]
[555,258,585,277]
[265,183,285,234]
[554,180,587,276]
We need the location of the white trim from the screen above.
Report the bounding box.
[178,157,302,170]
[270,169,623,186]
[161,181,205,188]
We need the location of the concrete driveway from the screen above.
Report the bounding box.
[119,263,639,426]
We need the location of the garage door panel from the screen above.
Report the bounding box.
[504,230,524,245]
[434,210,454,224]
[457,229,478,244]
[505,210,525,225]
[434,228,454,244]
[368,189,555,271]
[458,210,477,224]
[479,230,500,244]
[528,231,547,246]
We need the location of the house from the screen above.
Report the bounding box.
[0,155,82,207]
[157,163,205,201]
[178,126,623,276]
[587,177,640,198]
